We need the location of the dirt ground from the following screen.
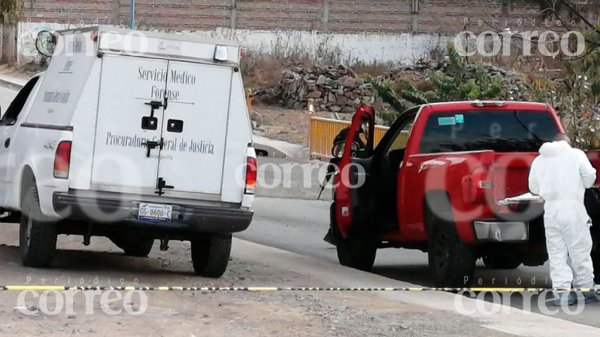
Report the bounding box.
[0,224,516,337]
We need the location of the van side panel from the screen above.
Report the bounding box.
[69,60,102,191]
[10,128,71,216]
[25,32,97,127]
[221,72,252,204]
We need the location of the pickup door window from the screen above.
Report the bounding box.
[384,122,412,170]
[419,110,559,153]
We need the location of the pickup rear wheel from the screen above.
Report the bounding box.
[428,225,476,287]
[336,238,377,272]
[19,186,57,268]
[191,233,232,278]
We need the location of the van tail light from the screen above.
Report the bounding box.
[245,153,257,194]
[54,141,72,179]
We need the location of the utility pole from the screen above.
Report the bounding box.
[129,0,136,29]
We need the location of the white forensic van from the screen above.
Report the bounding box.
[0,26,256,277]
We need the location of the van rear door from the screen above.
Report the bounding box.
[92,55,234,198]
[157,61,232,197]
[91,55,168,194]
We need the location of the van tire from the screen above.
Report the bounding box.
[19,187,57,268]
[191,234,232,278]
[110,236,154,257]
[336,238,377,272]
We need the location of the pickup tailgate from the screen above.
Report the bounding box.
[491,152,538,202]
[493,150,600,202]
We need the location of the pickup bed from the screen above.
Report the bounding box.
[329,101,600,286]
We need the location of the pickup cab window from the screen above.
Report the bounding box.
[385,123,412,155]
[419,110,559,153]
[0,77,40,126]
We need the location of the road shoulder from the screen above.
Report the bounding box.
[0,223,566,337]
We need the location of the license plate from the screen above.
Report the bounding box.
[138,203,172,223]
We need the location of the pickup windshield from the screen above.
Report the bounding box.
[419,110,560,153]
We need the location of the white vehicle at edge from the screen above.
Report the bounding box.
[0,26,256,277]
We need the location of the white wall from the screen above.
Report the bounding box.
[191,28,451,64]
[17,22,451,65]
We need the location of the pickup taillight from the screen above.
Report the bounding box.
[245,153,257,195]
[53,141,72,179]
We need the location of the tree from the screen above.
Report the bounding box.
[0,0,17,22]
[374,44,505,125]
[530,0,600,148]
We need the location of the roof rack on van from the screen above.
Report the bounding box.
[49,26,242,65]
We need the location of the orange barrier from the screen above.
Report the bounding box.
[309,116,389,159]
[246,88,254,113]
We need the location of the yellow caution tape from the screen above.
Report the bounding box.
[5,285,67,292]
[0,285,594,293]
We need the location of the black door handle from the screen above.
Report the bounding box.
[4,138,10,148]
[144,101,164,118]
[142,138,163,157]
[156,177,174,196]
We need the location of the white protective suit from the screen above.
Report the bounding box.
[529,140,597,290]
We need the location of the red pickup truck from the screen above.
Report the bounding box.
[329,101,600,286]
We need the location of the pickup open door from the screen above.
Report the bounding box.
[333,104,375,238]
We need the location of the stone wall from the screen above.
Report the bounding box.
[13,1,600,65]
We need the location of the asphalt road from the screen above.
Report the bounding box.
[0,81,599,329]
[243,154,600,327]
[239,163,600,328]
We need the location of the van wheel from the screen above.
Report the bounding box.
[191,234,232,278]
[428,225,475,287]
[110,236,154,257]
[19,187,57,268]
[483,254,521,269]
[336,238,377,271]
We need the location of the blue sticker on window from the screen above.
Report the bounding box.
[455,114,464,124]
[438,117,456,126]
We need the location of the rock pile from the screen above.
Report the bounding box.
[257,61,532,113]
[379,61,531,101]
[278,65,375,113]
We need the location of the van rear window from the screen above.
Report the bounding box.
[419,110,560,153]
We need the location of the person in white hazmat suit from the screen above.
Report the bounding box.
[529,133,598,305]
